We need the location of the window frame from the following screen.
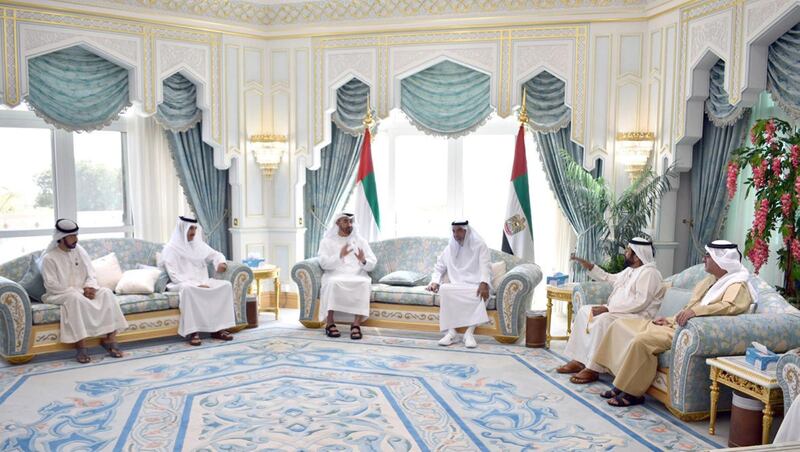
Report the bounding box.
[0,109,134,244]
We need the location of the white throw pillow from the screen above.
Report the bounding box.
[91,252,123,290]
[491,261,507,289]
[115,268,163,294]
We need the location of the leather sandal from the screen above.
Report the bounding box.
[188,333,202,346]
[350,325,363,340]
[325,324,341,338]
[75,347,90,364]
[101,341,123,358]
[211,330,234,341]
[607,393,645,407]
[556,360,586,374]
[569,369,599,384]
[600,387,622,399]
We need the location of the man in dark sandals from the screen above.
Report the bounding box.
[40,219,129,363]
[594,240,756,407]
[318,213,377,340]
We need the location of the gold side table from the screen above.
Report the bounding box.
[545,284,574,349]
[706,356,783,445]
[251,265,281,320]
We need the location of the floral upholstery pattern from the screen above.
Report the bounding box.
[292,236,542,338]
[573,263,800,417]
[0,239,252,360]
[777,348,800,409]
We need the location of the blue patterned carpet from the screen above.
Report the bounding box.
[0,327,724,451]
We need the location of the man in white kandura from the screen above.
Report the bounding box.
[426,220,491,349]
[40,219,129,363]
[318,212,377,340]
[556,238,664,384]
[162,216,235,346]
[775,391,800,443]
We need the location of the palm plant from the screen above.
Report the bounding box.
[559,150,675,272]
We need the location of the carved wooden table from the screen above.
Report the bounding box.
[250,265,281,320]
[545,284,574,349]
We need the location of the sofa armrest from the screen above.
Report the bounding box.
[0,276,33,358]
[778,349,800,409]
[213,261,253,325]
[668,313,800,414]
[291,258,323,322]
[572,281,612,314]
[495,263,542,338]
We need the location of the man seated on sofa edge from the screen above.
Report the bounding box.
[40,219,129,364]
[162,216,236,346]
[426,220,491,349]
[594,240,757,407]
[318,212,377,340]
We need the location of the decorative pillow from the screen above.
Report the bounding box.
[138,264,169,293]
[379,271,429,287]
[491,261,507,289]
[91,252,123,290]
[115,268,163,294]
[18,257,45,302]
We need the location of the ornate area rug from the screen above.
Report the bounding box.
[0,327,723,451]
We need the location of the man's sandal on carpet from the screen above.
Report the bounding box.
[556,360,585,374]
[75,347,90,364]
[188,333,202,346]
[101,341,123,358]
[350,325,362,340]
[211,330,234,341]
[325,324,341,338]
[607,392,645,407]
[569,369,599,384]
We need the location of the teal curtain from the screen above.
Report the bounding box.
[767,22,800,120]
[705,60,748,127]
[304,124,363,258]
[688,60,750,265]
[303,78,369,258]
[400,60,492,138]
[689,112,750,265]
[522,72,571,132]
[154,73,202,132]
[26,46,130,132]
[156,73,229,254]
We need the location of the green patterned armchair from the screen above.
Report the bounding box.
[291,236,542,343]
[0,238,253,364]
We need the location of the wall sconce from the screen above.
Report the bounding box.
[249,134,288,178]
[616,131,655,179]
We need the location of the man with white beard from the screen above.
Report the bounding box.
[557,238,664,385]
[40,218,129,363]
[162,216,236,346]
[318,212,377,340]
[426,220,491,349]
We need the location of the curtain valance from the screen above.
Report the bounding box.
[400,60,492,138]
[26,46,131,132]
[155,73,202,132]
[767,22,800,121]
[332,78,371,137]
[705,59,747,126]
[522,71,571,132]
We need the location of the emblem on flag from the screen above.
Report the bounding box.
[504,214,528,236]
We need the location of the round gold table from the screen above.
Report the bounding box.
[250,265,281,320]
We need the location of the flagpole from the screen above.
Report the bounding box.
[518,87,528,125]
[363,93,375,134]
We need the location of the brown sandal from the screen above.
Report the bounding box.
[188,333,202,346]
[325,324,341,338]
[569,369,599,384]
[350,325,363,340]
[556,360,585,374]
[211,330,234,341]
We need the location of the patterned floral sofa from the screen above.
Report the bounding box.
[291,237,542,343]
[0,238,253,364]
[573,263,800,421]
[778,349,800,410]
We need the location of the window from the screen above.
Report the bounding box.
[0,109,132,263]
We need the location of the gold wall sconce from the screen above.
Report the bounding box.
[249,134,288,177]
[616,131,655,179]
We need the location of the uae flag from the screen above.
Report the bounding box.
[501,124,535,260]
[354,128,380,241]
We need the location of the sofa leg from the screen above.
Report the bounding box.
[5,354,34,365]
[300,320,324,329]
[494,335,519,344]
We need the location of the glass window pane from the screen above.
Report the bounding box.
[394,135,448,237]
[73,131,126,227]
[0,235,51,265]
[462,135,516,250]
[0,127,54,231]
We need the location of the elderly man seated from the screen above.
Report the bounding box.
[594,240,757,407]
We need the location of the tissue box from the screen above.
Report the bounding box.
[547,272,569,287]
[242,257,265,268]
[745,347,779,371]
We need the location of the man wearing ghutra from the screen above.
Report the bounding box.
[162,216,236,346]
[426,220,491,349]
[558,238,664,385]
[318,212,377,340]
[594,240,757,407]
[39,219,128,363]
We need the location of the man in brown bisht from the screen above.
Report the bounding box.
[594,240,757,407]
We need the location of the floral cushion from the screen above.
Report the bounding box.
[31,293,176,325]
